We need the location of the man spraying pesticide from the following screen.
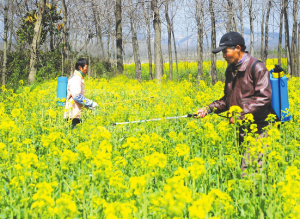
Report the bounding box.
[64,58,99,129]
[196,31,282,178]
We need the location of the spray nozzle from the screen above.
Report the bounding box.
[273,65,284,73]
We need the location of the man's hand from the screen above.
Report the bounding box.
[195,107,208,118]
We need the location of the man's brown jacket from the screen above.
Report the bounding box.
[208,52,273,123]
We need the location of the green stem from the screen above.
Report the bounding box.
[24,178,28,219]
[18,204,20,219]
[192,178,195,199]
[143,193,148,219]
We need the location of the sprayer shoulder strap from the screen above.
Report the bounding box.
[251,60,262,82]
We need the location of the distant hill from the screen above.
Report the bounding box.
[162,26,292,51]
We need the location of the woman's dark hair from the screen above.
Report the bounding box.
[75,58,89,70]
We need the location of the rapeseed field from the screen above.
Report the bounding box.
[0,59,299,218]
[124,58,287,82]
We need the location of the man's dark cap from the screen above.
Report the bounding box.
[212,32,245,53]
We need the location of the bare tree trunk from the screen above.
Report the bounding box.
[116,0,123,73]
[298,22,300,76]
[129,0,141,81]
[165,1,173,81]
[50,33,54,51]
[85,27,88,56]
[227,0,238,32]
[92,1,105,60]
[184,7,189,81]
[205,32,210,58]
[151,0,164,80]
[62,0,68,76]
[8,0,13,53]
[226,0,233,32]
[8,31,12,53]
[209,0,217,84]
[263,0,271,64]
[88,47,91,77]
[107,20,111,61]
[292,0,298,76]
[283,0,292,74]
[256,17,259,57]
[186,31,189,81]
[260,0,265,60]
[205,32,210,72]
[28,0,46,84]
[142,1,153,80]
[231,3,239,31]
[2,0,9,85]
[249,0,254,56]
[272,12,275,49]
[172,29,179,82]
[110,33,115,64]
[74,29,78,53]
[105,0,112,61]
[195,0,203,81]
[49,0,54,52]
[278,0,283,66]
[238,0,244,36]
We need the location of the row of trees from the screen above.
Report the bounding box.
[1,0,300,86]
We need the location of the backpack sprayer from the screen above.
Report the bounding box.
[269,65,292,122]
[57,76,68,106]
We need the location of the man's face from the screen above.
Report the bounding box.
[222,46,240,65]
[79,64,89,74]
